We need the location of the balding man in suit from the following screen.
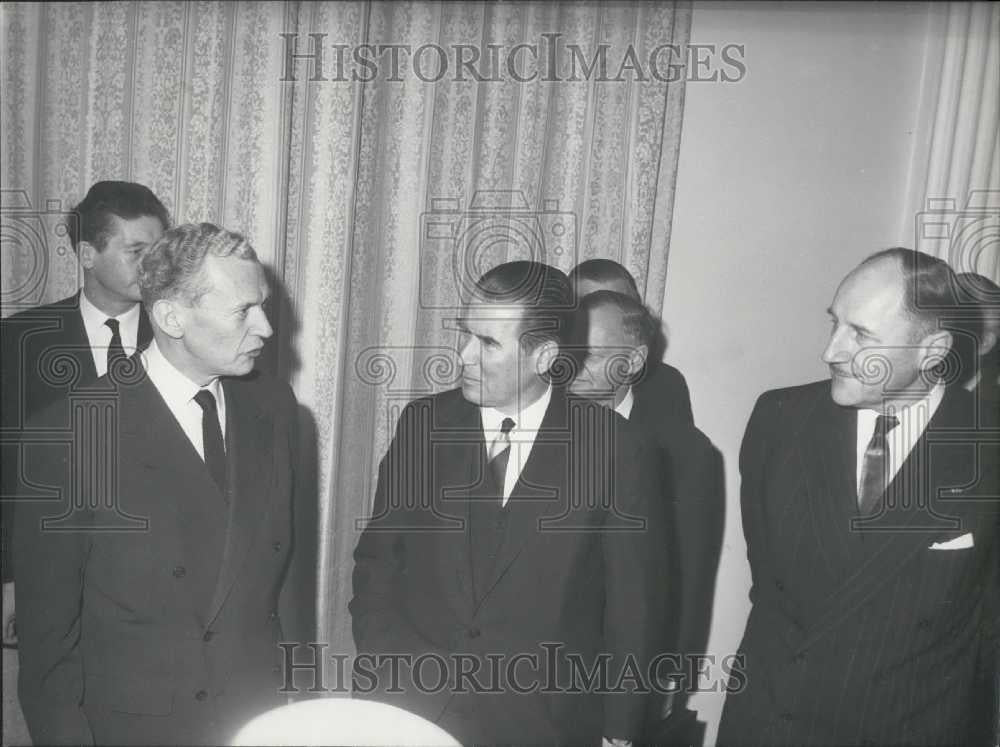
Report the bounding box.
[719,248,999,746]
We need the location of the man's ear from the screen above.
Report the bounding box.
[627,344,649,378]
[979,329,998,357]
[533,339,559,376]
[78,241,98,270]
[919,328,954,372]
[151,298,185,340]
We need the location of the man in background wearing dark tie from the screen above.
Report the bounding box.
[13,222,302,745]
[1,180,167,646]
[718,248,999,746]
[569,289,723,744]
[568,259,695,425]
[351,261,668,745]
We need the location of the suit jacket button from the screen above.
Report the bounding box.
[194,689,208,701]
[774,580,785,591]
[173,566,186,578]
[272,541,282,552]
[268,610,279,620]
[203,631,214,642]
[467,627,481,639]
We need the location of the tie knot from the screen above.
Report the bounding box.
[875,414,899,436]
[500,417,515,435]
[194,389,218,414]
[105,318,121,334]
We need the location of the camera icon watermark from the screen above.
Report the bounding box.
[1,190,79,312]
[419,190,577,310]
[914,190,999,283]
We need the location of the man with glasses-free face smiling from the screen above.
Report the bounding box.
[718,248,998,746]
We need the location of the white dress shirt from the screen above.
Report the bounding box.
[141,340,226,460]
[480,385,552,506]
[613,387,635,419]
[79,290,141,377]
[855,383,945,495]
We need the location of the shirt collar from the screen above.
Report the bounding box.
[142,339,223,411]
[79,289,141,336]
[856,381,946,435]
[614,387,635,419]
[480,384,552,435]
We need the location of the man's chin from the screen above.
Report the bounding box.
[829,377,861,407]
[461,380,483,404]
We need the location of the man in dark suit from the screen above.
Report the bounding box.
[569,290,724,744]
[351,261,669,745]
[13,222,302,745]
[1,180,168,645]
[569,259,694,425]
[948,271,1000,745]
[718,248,999,746]
[952,272,1000,425]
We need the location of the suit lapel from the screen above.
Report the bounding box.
[429,395,481,618]
[797,387,980,650]
[65,294,98,382]
[800,396,861,576]
[475,391,567,604]
[119,375,227,624]
[205,379,272,627]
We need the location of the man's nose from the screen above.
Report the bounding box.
[252,307,273,339]
[459,336,478,364]
[822,327,849,364]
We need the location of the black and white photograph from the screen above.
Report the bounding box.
[1,2,997,745]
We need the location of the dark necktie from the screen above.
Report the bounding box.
[193,389,227,494]
[489,417,516,499]
[104,318,126,374]
[858,414,900,515]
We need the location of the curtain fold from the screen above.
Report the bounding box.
[1,0,691,678]
[900,1,999,280]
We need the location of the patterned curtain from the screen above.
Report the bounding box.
[1,0,691,674]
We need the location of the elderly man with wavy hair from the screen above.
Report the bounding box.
[15,222,304,746]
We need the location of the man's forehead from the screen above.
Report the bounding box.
[107,212,164,238]
[835,262,904,309]
[202,255,266,295]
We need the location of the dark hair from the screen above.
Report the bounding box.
[954,271,1000,373]
[859,247,958,339]
[68,181,170,252]
[473,261,573,350]
[567,259,641,302]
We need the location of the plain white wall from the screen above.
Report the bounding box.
[662,3,939,743]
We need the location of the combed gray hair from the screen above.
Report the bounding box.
[139,222,258,305]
